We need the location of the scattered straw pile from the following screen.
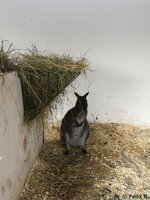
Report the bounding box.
[20,122,150,200]
[0,41,88,122]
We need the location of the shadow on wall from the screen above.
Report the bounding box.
[48,65,137,122]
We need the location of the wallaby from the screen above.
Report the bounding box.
[60,92,90,155]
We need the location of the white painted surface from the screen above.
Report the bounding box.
[51,68,150,128]
[0,72,44,200]
[0,0,150,127]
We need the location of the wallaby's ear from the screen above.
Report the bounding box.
[84,92,89,98]
[74,92,80,98]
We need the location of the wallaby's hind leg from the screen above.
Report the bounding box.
[62,132,70,155]
[80,129,89,155]
[64,143,70,155]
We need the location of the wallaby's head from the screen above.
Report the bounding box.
[74,92,89,110]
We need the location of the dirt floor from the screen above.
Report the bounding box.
[20,122,150,200]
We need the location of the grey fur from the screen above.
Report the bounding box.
[60,92,90,155]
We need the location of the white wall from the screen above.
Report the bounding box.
[1,0,150,127]
[0,72,44,200]
[53,68,150,128]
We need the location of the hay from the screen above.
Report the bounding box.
[0,41,17,72]
[0,41,88,122]
[19,122,150,200]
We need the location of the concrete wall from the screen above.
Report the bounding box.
[51,68,150,128]
[0,72,44,200]
[86,67,150,128]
